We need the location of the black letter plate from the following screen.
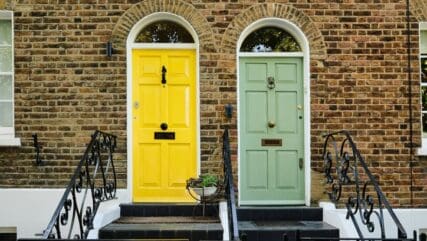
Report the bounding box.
[261,139,282,146]
[154,132,175,140]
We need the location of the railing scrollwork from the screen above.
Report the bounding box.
[322,130,407,240]
[42,130,117,239]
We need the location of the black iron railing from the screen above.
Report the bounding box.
[42,130,117,239]
[307,130,411,241]
[222,127,239,241]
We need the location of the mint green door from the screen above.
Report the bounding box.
[239,57,305,205]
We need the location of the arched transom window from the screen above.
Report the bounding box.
[240,26,301,52]
[135,20,194,43]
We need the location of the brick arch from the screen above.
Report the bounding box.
[220,3,327,59]
[110,0,216,51]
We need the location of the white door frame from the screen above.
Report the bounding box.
[126,12,200,202]
[236,18,311,206]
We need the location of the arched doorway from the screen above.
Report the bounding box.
[126,13,199,202]
[237,18,311,205]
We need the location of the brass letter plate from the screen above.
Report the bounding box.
[261,139,282,146]
[154,132,175,140]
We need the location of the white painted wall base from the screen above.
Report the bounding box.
[320,202,427,239]
[219,201,229,240]
[0,188,128,239]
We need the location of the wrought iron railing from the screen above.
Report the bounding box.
[42,130,117,239]
[222,127,239,241]
[314,130,410,241]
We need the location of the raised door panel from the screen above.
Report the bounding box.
[275,91,298,134]
[168,85,190,129]
[135,143,162,188]
[275,62,298,84]
[245,91,268,133]
[274,150,299,190]
[168,143,194,187]
[140,86,162,128]
[246,150,268,189]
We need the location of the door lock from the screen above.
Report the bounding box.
[134,101,139,109]
[299,158,304,169]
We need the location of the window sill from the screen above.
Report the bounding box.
[417,138,427,156]
[0,137,21,146]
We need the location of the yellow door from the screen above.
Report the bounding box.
[132,49,197,202]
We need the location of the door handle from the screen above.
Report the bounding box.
[299,158,304,169]
[268,121,275,128]
[160,123,168,130]
[161,66,167,84]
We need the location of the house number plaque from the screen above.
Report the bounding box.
[154,132,175,140]
[261,139,282,146]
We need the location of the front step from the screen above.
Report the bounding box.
[237,206,323,221]
[237,207,339,241]
[99,204,223,241]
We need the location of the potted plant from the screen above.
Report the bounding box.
[186,174,219,197]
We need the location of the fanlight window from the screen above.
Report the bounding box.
[135,20,194,43]
[240,27,301,52]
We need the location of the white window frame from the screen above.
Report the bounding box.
[0,11,20,146]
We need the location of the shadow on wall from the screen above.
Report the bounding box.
[311,169,329,205]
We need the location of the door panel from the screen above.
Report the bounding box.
[240,57,304,205]
[168,143,192,187]
[276,91,297,134]
[275,150,298,189]
[141,86,161,127]
[275,63,298,83]
[132,49,196,202]
[138,143,161,187]
[246,150,268,189]
[246,91,268,133]
[168,85,190,128]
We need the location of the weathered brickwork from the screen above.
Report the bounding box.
[0,0,426,207]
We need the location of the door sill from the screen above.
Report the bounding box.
[239,200,306,206]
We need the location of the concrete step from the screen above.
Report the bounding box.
[239,220,339,241]
[99,221,223,241]
[120,203,218,217]
[237,206,323,222]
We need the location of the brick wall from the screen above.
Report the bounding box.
[0,0,426,207]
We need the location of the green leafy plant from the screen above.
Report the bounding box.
[186,174,218,188]
[199,174,218,187]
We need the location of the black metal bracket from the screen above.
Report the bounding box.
[32,134,43,166]
[225,104,233,119]
[106,41,114,57]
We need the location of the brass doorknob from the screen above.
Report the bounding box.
[268,121,275,128]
